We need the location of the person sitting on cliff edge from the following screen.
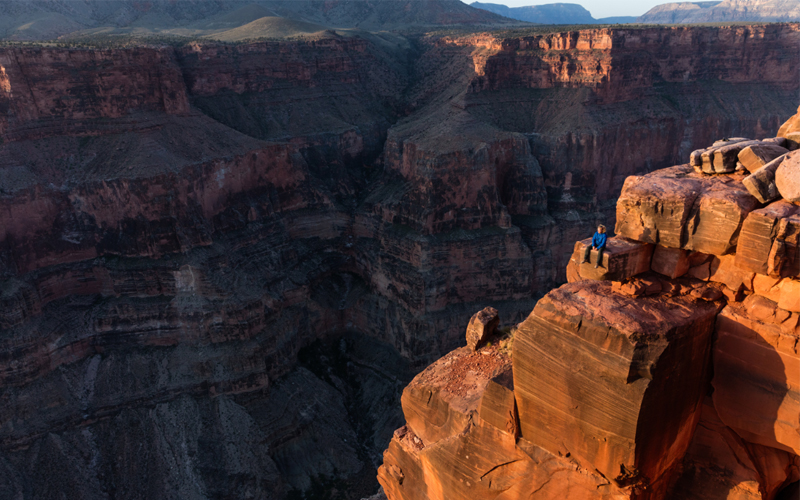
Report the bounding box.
[582,225,607,269]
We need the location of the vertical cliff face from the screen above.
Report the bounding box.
[0,24,797,499]
[379,110,800,500]
[0,46,190,140]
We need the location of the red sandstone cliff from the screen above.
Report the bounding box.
[0,24,797,499]
[379,104,800,500]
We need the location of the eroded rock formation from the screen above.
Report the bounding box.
[0,23,797,499]
[378,99,800,500]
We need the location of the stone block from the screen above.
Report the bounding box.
[753,274,783,302]
[477,369,519,438]
[708,254,754,292]
[736,200,800,277]
[694,139,753,173]
[465,307,499,351]
[650,245,690,279]
[783,132,800,151]
[400,346,506,447]
[777,105,800,139]
[713,303,800,455]
[762,136,788,148]
[710,140,760,174]
[742,153,786,203]
[513,281,721,489]
[738,143,789,174]
[567,236,653,283]
[743,294,778,322]
[775,150,800,203]
[617,165,760,256]
[778,278,800,312]
[379,346,628,500]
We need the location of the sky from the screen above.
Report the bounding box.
[474,0,669,19]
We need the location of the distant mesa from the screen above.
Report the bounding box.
[637,0,800,23]
[471,0,800,25]
[470,2,637,24]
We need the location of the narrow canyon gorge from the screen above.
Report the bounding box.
[0,21,797,499]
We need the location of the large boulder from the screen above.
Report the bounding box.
[566,236,653,283]
[616,165,761,255]
[738,143,789,174]
[691,138,757,174]
[736,200,800,277]
[513,280,723,491]
[775,150,800,203]
[777,105,800,139]
[465,306,499,351]
[742,153,787,203]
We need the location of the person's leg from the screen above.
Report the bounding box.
[595,247,604,268]
[583,245,591,263]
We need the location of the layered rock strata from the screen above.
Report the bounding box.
[0,24,798,498]
[379,111,800,499]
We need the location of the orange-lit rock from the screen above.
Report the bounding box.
[736,200,800,277]
[739,143,790,174]
[713,303,800,455]
[379,346,631,500]
[513,280,722,490]
[776,151,800,203]
[465,307,500,351]
[743,154,788,203]
[566,236,653,283]
[670,399,800,500]
[616,165,760,255]
[650,245,691,279]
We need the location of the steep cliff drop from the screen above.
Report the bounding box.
[378,107,800,499]
[0,22,798,499]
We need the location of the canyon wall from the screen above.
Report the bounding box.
[0,24,797,498]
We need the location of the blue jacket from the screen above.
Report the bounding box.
[592,232,607,249]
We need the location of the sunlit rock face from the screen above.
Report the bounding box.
[379,98,800,500]
[0,22,798,499]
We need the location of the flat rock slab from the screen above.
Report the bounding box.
[513,280,722,488]
[736,200,800,277]
[738,143,789,174]
[616,165,761,256]
[566,236,653,283]
[400,346,511,446]
[713,303,800,455]
[775,150,800,202]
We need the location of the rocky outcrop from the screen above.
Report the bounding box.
[380,111,800,499]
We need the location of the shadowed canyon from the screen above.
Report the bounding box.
[0,8,798,499]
